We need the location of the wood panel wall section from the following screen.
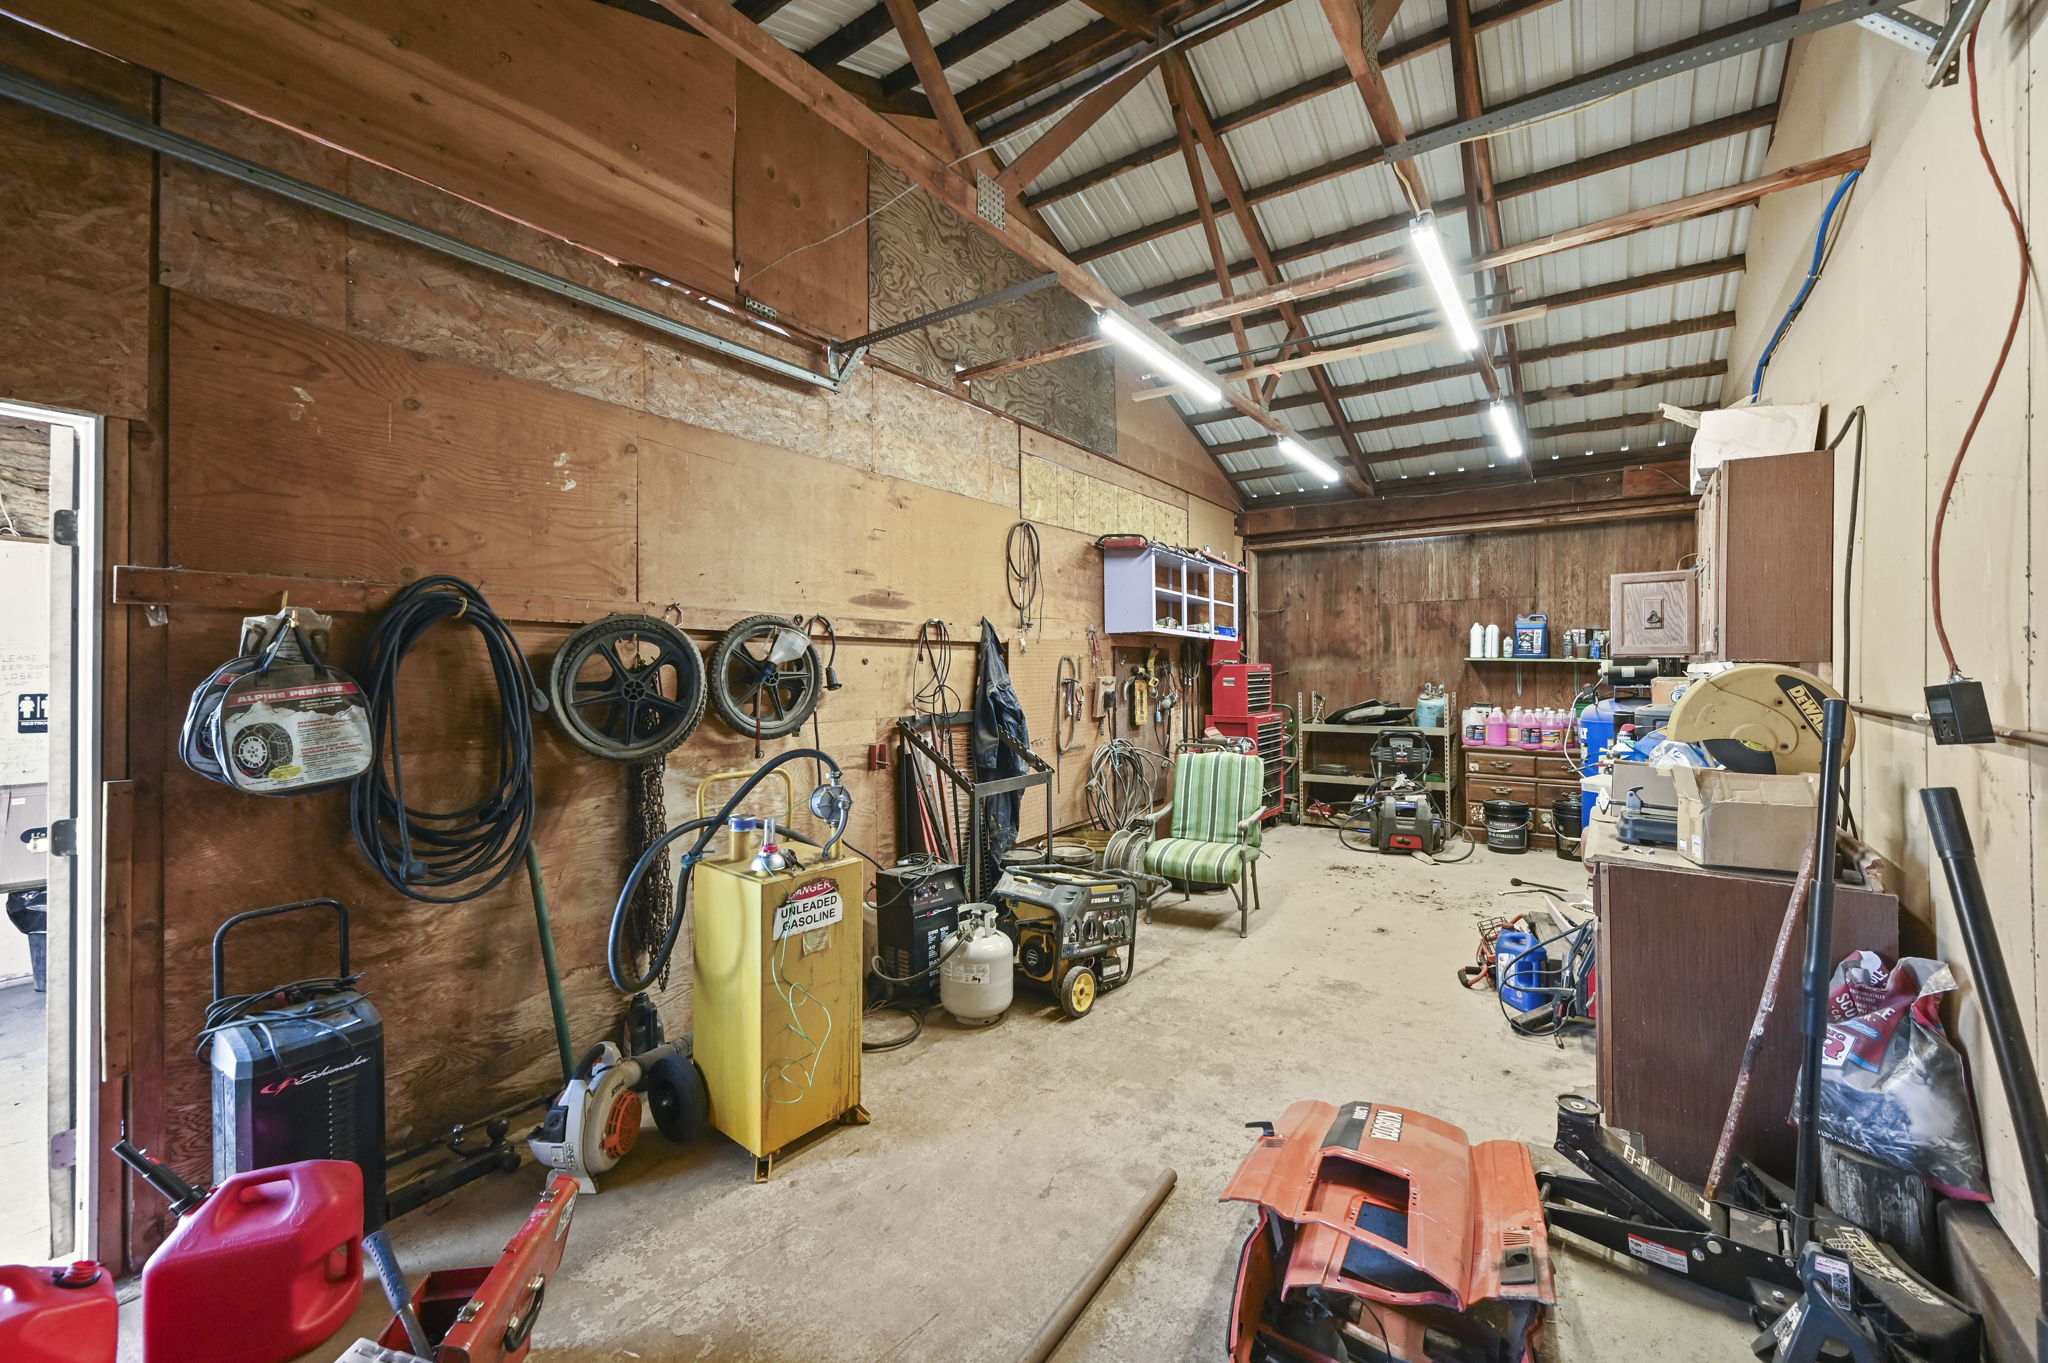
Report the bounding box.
[732,68,870,340]
[1254,517,1697,713]
[10,0,741,300]
[0,7,1249,1268]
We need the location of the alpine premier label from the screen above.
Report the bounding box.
[774,879,844,940]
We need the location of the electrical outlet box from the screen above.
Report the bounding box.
[1094,678,1116,717]
[1925,679,1995,745]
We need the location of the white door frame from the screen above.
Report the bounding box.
[1,399,104,1262]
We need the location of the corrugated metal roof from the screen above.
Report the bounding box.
[761,0,1803,501]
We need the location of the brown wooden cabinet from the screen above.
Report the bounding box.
[1695,449,1834,662]
[1594,858,1897,1183]
[1463,745,1579,850]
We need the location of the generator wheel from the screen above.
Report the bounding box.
[1058,965,1097,1019]
[643,1053,709,1144]
[708,614,823,740]
[549,614,706,760]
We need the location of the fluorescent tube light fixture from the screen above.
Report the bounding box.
[1279,437,1341,485]
[1488,402,1525,461]
[1407,213,1479,352]
[1096,310,1222,406]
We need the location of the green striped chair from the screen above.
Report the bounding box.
[1133,750,1266,937]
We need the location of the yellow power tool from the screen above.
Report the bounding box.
[1665,664,1854,774]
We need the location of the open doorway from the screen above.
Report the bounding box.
[0,402,103,1264]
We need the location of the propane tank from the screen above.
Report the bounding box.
[939,905,1013,1027]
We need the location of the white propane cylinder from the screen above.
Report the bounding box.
[939,905,1013,1027]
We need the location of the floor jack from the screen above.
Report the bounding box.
[1538,700,1985,1362]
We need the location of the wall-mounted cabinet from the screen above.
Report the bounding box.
[1695,449,1833,663]
[1609,570,1699,656]
[1102,540,1241,639]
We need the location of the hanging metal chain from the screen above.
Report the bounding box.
[625,757,675,989]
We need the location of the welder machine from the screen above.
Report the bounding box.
[992,865,1140,1019]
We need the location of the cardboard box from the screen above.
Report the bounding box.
[1650,675,1694,706]
[1609,760,1680,810]
[1672,767,1819,874]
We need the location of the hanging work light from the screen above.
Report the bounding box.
[1097,310,1223,406]
[1488,401,1525,460]
[1407,213,1479,352]
[1279,437,1341,485]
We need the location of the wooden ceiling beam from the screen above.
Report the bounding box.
[1025,0,1785,210]
[1076,0,1163,39]
[954,0,1230,127]
[1243,449,1692,508]
[1219,409,1696,464]
[882,0,982,160]
[1082,100,1775,273]
[1318,0,1430,212]
[643,0,1303,496]
[996,38,1169,192]
[805,0,937,71]
[1212,362,1724,451]
[876,0,1069,99]
[1168,147,1869,330]
[1162,52,1376,491]
[1196,309,1736,423]
[1447,0,1530,479]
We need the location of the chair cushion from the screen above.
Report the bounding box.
[1169,751,1266,849]
[1144,836,1251,884]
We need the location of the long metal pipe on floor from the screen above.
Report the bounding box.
[1012,1169,1177,1363]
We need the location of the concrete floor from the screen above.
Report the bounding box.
[139,828,1758,1361]
[0,975,49,1263]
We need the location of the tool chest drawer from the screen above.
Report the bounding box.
[1465,750,1536,777]
[1466,777,1539,806]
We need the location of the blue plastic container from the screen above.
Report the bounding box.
[1495,928,1549,1012]
[1577,714,1615,829]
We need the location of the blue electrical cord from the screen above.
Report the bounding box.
[1750,170,1861,401]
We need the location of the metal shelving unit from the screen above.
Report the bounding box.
[1295,704,1459,820]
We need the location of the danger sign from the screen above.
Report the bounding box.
[773,879,844,941]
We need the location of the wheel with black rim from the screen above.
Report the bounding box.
[1058,964,1097,1019]
[708,614,822,740]
[548,615,706,761]
[642,1053,710,1144]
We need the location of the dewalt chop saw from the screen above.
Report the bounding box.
[1666,664,1854,774]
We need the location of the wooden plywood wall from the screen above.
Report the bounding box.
[1254,518,1696,713]
[0,11,1247,1264]
[868,160,1116,457]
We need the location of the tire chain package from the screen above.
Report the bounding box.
[180,608,373,795]
[1813,950,1990,1199]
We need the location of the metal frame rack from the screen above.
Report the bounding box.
[1295,691,1460,824]
[896,714,1054,900]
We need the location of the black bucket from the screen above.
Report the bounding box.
[1483,798,1532,854]
[1552,793,1584,861]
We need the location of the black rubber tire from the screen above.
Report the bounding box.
[1058,965,1097,1019]
[548,614,706,761]
[707,614,822,740]
[642,1053,709,1144]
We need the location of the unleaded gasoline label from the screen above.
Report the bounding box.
[774,879,844,940]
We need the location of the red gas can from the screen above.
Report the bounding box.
[144,1159,365,1363]
[0,1261,117,1363]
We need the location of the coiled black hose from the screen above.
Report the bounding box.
[349,577,546,903]
[609,748,845,993]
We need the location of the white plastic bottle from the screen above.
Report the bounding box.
[1469,622,1485,658]
[1482,623,1501,658]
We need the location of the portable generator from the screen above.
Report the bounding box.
[992,865,1139,1019]
[203,899,386,1228]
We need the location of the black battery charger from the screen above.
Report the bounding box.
[1925,678,1996,745]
